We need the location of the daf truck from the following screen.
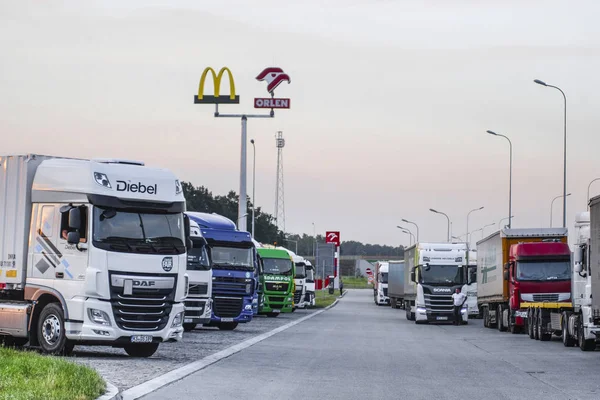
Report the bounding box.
[288,250,308,310]
[256,247,295,316]
[185,212,256,330]
[0,155,188,357]
[404,243,468,324]
[464,250,479,318]
[373,261,390,306]
[387,260,404,309]
[476,228,570,335]
[182,217,212,332]
[304,260,316,307]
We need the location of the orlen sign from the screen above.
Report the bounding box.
[254,98,290,109]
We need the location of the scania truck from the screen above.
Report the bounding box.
[182,217,212,332]
[404,243,468,324]
[185,212,255,330]
[374,261,389,306]
[0,155,188,357]
[476,228,570,335]
[256,247,295,317]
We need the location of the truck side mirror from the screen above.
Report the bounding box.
[67,231,80,244]
[574,263,582,274]
[410,267,416,283]
[68,208,81,229]
[574,246,582,265]
[503,270,509,280]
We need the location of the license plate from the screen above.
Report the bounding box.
[436,316,448,321]
[131,335,152,343]
[221,318,234,322]
[184,318,193,323]
[515,311,528,318]
[272,309,281,313]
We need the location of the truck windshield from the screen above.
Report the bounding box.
[380,273,388,283]
[295,265,306,278]
[263,258,293,275]
[92,207,185,254]
[187,241,211,271]
[420,264,463,285]
[516,260,570,281]
[211,246,253,270]
[306,269,314,282]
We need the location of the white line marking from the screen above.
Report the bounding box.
[122,299,339,400]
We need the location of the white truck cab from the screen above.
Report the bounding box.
[374,262,389,305]
[464,250,479,317]
[0,155,189,357]
[304,260,316,307]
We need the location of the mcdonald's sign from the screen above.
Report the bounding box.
[194,67,240,104]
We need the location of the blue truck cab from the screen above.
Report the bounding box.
[185,212,256,330]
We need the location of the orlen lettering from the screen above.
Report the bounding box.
[133,280,156,287]
[116,181,157,195]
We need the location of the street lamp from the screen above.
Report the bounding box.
[587,178,600,210]
[397,226,415,246]
[487,130,512,228]
[466,206,484,250]
[534,79,567,228]
[312,222,316,258]
[481,222,496,237]
[250,139,256,238]
[401,218,420,242]
[283,238,298,254]
[550,193,571,227]
[498,215,514,229]
[429,208,450,241]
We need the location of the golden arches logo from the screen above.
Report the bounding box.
[194,67,240,104]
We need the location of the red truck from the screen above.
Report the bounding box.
[477,229,570,334]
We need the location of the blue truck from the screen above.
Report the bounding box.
[185,212,256,330]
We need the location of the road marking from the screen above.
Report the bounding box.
[122,299,339,400]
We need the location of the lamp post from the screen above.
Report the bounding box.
[481,222,496,238]
[250,139,256,237]
[466,206,484,250]
[550,193,571,227]
[312,222,316,258]
[401,218,420,242]
[534,79,567,228]
[283,238,298,254]
[430,208,450,241]
[487,130,512,228]
[587,178,600,210]
[397,226,415,246]
[498,215,514,229]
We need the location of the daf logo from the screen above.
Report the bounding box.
[245,272,251,278]
[162,257,173,272]
[433,288,452,293]
[133,280,156,287]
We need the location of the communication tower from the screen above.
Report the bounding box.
[274,131,286,232]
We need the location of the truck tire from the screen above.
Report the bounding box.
[391,298,397,309]
[527,308,535,339]
[124,343,159,358]
[483,307,489,328]
[218,322,239,330]
[497,305,506,332]
[578,316,595,351]
[405,306,411,320]
[37,303,70,355]
[183,323,197,332]
[537,308,551,341]
[562,312,575,347]
[534,308,540,340]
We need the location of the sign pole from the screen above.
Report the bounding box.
[238,116,248,231]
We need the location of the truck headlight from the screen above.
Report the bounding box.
[88,308,111,326]
[417,307,427,314]
[287,297,292,302]
[245,283,252,293]
[171,312,184,327]
[244,305,252,311]
[461,308,467,314]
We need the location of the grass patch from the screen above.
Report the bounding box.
[340,276,371,289]
[314,290,339,308]
[0,346,105,400]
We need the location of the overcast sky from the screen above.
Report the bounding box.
[2,1,599,247]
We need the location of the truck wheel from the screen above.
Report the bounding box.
[533,308,540,340]
[509,322,519,334]
[266,313,279,318]
[578,316,595,351]
[405,306,411,320]
[124,343,159,358]
[37,303,70,355]
[483,307,489,328]
[183,323,197,332]
[218,322,239,330]
[562,312,575,347]
[527,308,535,339]
[538,309,551,341]
[497,305,505,332]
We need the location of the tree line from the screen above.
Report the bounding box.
[182,182,404,257]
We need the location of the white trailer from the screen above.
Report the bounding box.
[0,155,189,357]
[387,261,404,309]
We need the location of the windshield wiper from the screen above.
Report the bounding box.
[98,237,134,251]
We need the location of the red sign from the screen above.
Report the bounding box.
[366,268,372,275]
[254,98,290,109]
[256,67,291,94]
[326,231,340,246]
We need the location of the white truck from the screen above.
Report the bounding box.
[464,250,479,318]
[373,261,389,305]
[304,260,316,307]
[292,253,308,309]
[404,243,469,324]
[387,260,404,309]
[182,217,212,332]
[0,155,188,357]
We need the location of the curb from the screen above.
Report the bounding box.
[96,380,121,400]
[121,305,338,400]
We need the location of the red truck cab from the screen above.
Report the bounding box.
[508,241,571,327]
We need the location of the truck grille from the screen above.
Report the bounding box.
[265,282,289,292]
[294,289,302,304]
[268,296,285,303]
[213,276,251,296]
[184,300,206,318]
[383,288,388,296]
[424,294,453,313]
[109,277,175,331]
[213,296,243,318]
[532,293,559,302]
[188,283,208,296]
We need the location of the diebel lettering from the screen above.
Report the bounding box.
[116,180,157,195]
[133,280,156,287]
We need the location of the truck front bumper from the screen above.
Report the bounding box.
[184,297,212,325]
[260,293,294,313]
[66,298,184,344]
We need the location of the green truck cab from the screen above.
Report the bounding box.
[257,248,296,317]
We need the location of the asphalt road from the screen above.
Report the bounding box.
[143,289,600,400]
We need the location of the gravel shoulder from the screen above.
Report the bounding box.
[68,309,317,391]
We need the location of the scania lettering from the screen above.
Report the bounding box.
[185,212,255,330]
[404,243,469,324]
[0,155,188,357]
[181,216,213,332]
[256,247,295,317]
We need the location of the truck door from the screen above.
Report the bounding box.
[54,205,89,284]
[30,205,60,285]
